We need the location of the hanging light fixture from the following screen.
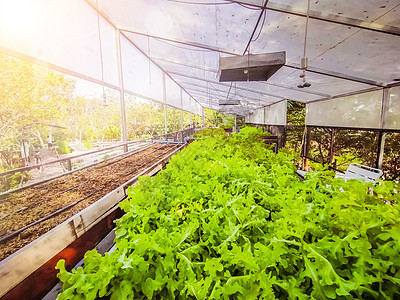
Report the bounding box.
[298,0,311,89]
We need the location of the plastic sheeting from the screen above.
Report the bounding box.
[305,88,400,130]
[98,0,260,54]
[1,0,399,123]
[385,86,400,130]
[0,0,203,115]
[264,100,287,125]
[121,36,163,102]
[0,0,105,82]
[247,100,287,125]
[306,90,382,128]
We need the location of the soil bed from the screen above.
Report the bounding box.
[0,143,178,261]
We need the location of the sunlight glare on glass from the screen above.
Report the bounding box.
[0,0,40,39]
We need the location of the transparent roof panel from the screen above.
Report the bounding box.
[268,66,374,97]
[0,0,102,80]
[267,0,399,24]
[121,36,163,102]
[99,18,119,86]
[155,59,219,83]
[165,76,182,109]
[1,0,399,120]
[173,73,283,106]
[99,0,261,54]
[309,29,400,84]
[127,33,222,72]
[250,10,360,63]
[377,6,400,27]
[234,81,320,102]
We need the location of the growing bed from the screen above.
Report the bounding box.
[54,128,400,299]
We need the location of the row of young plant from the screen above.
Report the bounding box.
[56,127,400,299]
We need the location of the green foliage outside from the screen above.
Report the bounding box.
[0,53,74,169]
[194,128,227,139]
[0,54,197,172]
[204,109,242,130]
[56,130,399,299]
[284,101,399,180]
[83,141,93,149]
[0,171,30,192]
[56,140,71,155]
[382,133,400,180]
[287,100,305,126]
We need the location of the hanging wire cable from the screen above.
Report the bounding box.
[225,82,234,102]
[168,0,262,11]
[243,0,268,55]
[251,8,266,42]
[303,0,310,59]
[298,0,311,88]
[246,43,250,81]
[237,3,262,10]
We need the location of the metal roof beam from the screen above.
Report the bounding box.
[185,87,274,106]
[120,27,239,55]
[188,89,267,109]
[82,0,203,109]
[285,62,386,87]
[154,57,331,98]
[229,1,400,36]
[178,81,279,104]
[306,87,383,104]
[168,71,285,99]
[152,57,219,73]
[121,27,388,89]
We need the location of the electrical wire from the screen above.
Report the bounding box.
[242,0,268,55]
[237,3,262,10]
[251,8,266,42]
[169,0,262,10]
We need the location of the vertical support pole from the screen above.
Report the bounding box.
[282,125,287,148]
[302,126,312,171]
[67,158,72,171]
[329,128,335,164]
[180,90,184,131]
[376,88,389,169]
[202,107,205,127]
[181,110,184,130]
[234,115,237,133]
[163,73,167,136]
[376,131,386,169]
[116,29,128,152]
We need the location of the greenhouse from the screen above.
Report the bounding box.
[0,0,399,299]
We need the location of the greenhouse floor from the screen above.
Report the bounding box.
[0,143,178,261]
